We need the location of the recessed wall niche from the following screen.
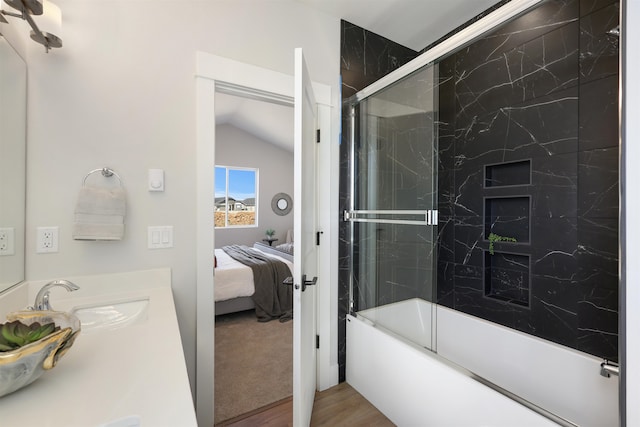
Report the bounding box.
[485,160,531,188]
[483,194,531,307]
[484,252,530,307]
[484,196,531,243]
[483,161,532,307]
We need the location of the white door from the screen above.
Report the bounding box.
[293,47,318,427]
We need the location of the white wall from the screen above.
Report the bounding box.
[215,124,293,247]
[0,14,28,59]
[22,0,340,397]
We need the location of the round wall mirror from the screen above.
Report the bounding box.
[271,193,292,216]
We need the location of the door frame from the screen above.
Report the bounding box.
[195,51,338,427]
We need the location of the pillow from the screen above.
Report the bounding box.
[276,243,294,255]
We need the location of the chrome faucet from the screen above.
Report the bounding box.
[32,279,80,311]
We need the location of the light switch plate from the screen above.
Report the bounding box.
[148,169,164,192]
[148,226,173,249]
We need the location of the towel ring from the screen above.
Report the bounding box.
[82,167,123,187]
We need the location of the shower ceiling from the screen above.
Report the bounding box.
[295,0,502,51]
[216,0,502,152]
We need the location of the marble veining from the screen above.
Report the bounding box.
[439,0,619,360]
[340,1,620,374]
[338,20,418,381]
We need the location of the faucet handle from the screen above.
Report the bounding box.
[33,279,80,311]
[48,280,80,292]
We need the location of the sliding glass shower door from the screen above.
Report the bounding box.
[347,64,439,349]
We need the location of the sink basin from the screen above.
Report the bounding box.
[71,298,149,332]
[99,415,141,427]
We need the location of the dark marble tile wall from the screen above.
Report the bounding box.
[341,21,418,99]
[438,0,619,360]
[576,0,619,356]
[339,0,619,382]
[354,112,437,310]
[339,20,418,381]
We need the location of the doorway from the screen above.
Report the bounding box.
[195,51,338,427]
[213,91,295,424]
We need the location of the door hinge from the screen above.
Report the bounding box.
[316,231,323,246]
[316,129,321,143]
[316,334,320,349]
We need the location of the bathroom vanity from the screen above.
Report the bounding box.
[0,268,196,427]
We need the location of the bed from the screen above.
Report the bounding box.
[214,243,294,321]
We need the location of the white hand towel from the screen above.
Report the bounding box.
[72,186,126,240]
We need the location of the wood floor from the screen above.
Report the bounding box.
[218,382,395,427]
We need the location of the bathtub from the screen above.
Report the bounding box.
[346,298,618,427]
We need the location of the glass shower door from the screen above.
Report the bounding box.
[347,64,438,350]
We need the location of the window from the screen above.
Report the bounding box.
[215,166,258,228]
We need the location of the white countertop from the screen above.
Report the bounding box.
[0,269,197,427]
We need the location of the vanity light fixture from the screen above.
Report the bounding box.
[0,0,62,52]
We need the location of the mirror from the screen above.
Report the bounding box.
[0,35,27,293]
[271,192,292,216]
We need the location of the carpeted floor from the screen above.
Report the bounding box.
[214,310,293,425]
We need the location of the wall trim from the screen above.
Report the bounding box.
[195,50,337,426]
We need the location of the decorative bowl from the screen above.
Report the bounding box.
[0,310,80,398]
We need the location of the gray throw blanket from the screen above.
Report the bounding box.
[222,245,293,322]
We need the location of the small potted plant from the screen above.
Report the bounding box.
[264,229,277,246]
[488,232,517,255]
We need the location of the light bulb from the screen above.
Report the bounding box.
[40,0,61,39]
[29,0,62,50]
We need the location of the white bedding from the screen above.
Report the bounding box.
[214,246,294,302]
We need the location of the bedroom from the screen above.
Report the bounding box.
[213,91,296,424]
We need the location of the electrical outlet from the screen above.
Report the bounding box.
[0,227,15,256]
[37,226,59,253]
